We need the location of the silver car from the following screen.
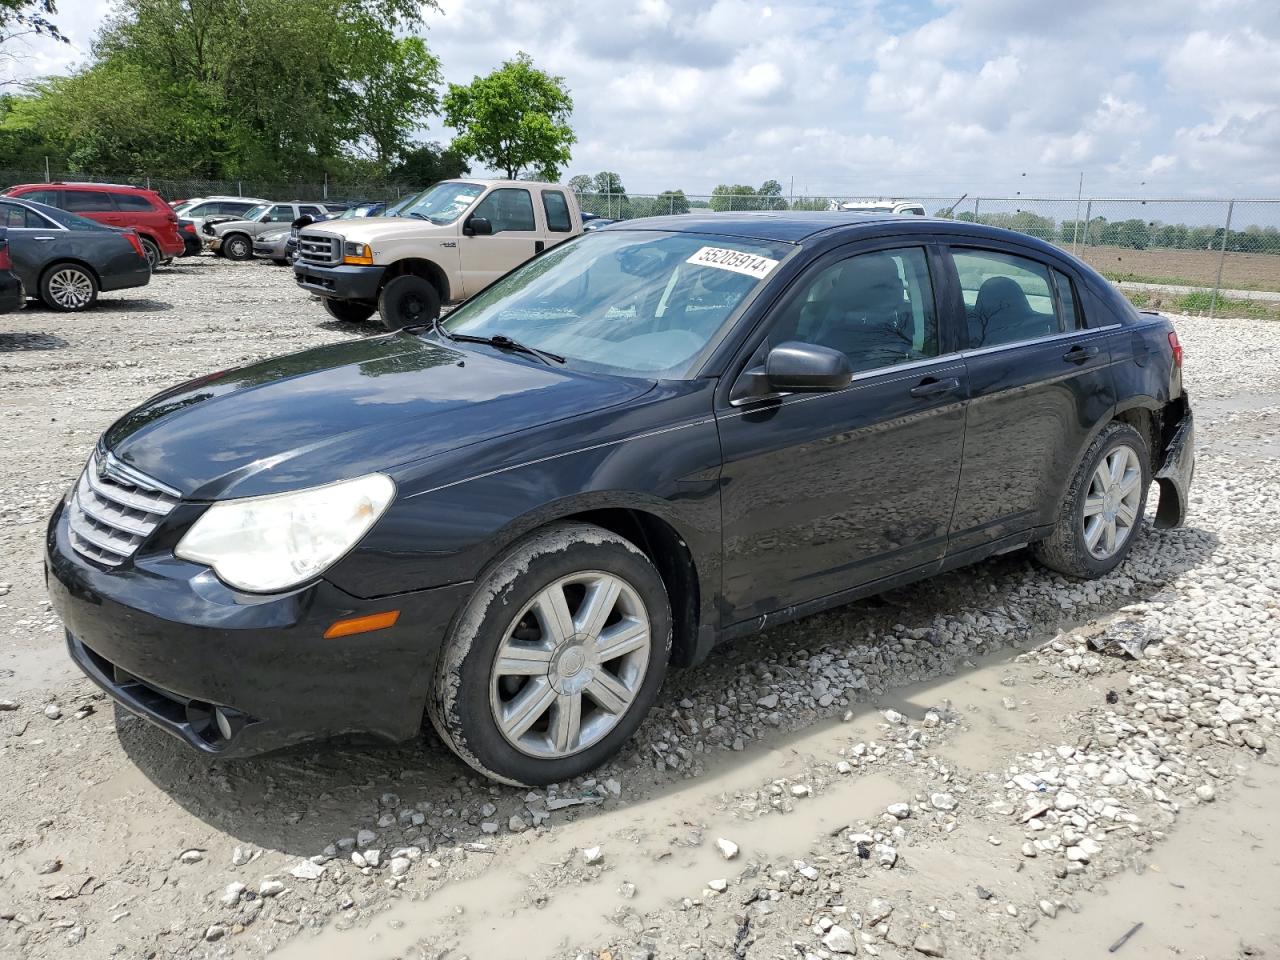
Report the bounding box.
[252,228,292,265]
[205,201,336,260]
[173,196,269,236]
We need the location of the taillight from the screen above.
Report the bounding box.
[0,242,11,271]
[124,231,146,260]
[1168,330,1183,368]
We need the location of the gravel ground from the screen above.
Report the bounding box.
[1,257,1277,960]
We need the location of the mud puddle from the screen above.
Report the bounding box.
[1022,758,1280,959]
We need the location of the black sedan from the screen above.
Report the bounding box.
[46,213,1193,785]
[0,196,151,310]
[0,227,23,312]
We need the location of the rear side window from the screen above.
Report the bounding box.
[542,190,571,232]
[0,202,49,228]
[472,188,536,234]
[113,193,159,212]
[951,249,1062,348]
[1053,268,1082,329]
[62,190,116,213]
[299,205,324,217]
[771,246,939,374]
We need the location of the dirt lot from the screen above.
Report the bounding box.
[1075,244,1280,293]
[1,257,1277,960]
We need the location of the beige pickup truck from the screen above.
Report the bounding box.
[293,179,584,330]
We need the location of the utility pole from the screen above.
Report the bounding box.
[1071,172,1084,255]
[44,156,50,183]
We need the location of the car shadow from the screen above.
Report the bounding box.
[315,319,377,335]
[115,521,1220,859]
[96,298,175,313]
[0,331,70,352]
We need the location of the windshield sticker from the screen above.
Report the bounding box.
[686,246,779,280]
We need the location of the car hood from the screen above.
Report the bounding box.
[303,217,454,243]
[104,334,655,500]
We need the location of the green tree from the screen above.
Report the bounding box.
[710,183,756,212]
[0,1,64,43]
[567,173,592,195]
[390,141,469,186]
[654,189,689,215]
[756,178,787,210]
[591,170,625,196]
[346,33,442,166]
[443,52,574,180]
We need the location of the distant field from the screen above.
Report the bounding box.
[1068,244,1280,293]
[1122,288,1280,321]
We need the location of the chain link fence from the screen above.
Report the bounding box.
[3,165,1276,317]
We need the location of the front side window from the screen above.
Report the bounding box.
[952,248,1061,348]
[264,205,295,223]
[113,193,158,211]
[471,188,536,234]
[771,247,939,373]
[542,190,572,232]
[62,190,116,213]
[399,181,485,225]
[440,230,794,378]
[241,203,270,221]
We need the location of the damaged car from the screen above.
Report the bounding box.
[46,213,1193,785]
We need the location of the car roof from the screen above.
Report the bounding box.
[604,211,1071,256]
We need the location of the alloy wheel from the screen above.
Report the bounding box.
[1082,444,1142,559]
[226,237,249,259]
[47,268,94,310]
[489,571,651,759]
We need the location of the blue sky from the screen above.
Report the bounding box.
[8,0,1280,198]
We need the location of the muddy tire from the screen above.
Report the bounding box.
[222,233,253,261]
[1033,421,1150,579]
[427,522,671,786]
[322,299,375,324]
[377,274,440,332]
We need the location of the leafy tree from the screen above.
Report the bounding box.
[591,170,625,196]
[566,173,593,195]
[710,184,756,212]
[346,34,441,166]
[654,189,689,215]
[756,178,787,210]
[390,140,469,186]
[443,52,575,180]
[0,1,65,43]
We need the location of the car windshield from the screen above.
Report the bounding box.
[439,230,795,378]
[383,196,413,217]
[242,203,269,220]
[398,182,485,224]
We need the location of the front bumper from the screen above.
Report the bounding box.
[1153,405,1194,528]
[45,499,471,757]
[254,237,290,259]
[294,262,385,302]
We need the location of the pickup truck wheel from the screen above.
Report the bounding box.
[223,234,253,261]
[322,299,375,324]
[1033,422,1150,579]
[427,522,672,786]
[377,274,440,331]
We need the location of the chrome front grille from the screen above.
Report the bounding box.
[68,452,181,566]
[297,232,341,265]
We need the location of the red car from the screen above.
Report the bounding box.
[2,182,184,268]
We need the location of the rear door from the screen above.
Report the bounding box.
[945,243,1116,554]
[459,187,542,296]
[540,188,575,250]
[716,242,968,623]
[60,188,120,228]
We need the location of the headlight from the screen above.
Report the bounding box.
[175,474,395,593]
[343,241,373,265]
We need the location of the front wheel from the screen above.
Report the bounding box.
[377,274,440,332]
[1033,422,1151,578]
[428,523,672,786]
[222,233,253,261]
[322,298,375,324]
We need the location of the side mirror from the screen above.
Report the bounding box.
[730,341,852,404]
[464,216,493,237]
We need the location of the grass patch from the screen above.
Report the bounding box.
[1120,289,1280,320]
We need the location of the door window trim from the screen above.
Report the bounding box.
[960,323,1120,359]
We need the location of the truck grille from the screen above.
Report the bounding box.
[298,232,340,265]
[67,452,181,567]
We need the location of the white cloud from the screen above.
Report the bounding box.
[6,0,1280,197]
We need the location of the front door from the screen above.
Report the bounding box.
[716,244,968,624]
[459,186,542,297]
[944,244,1116,553]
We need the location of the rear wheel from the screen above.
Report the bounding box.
[139,237,161,270]
[223,233,253,261]
[322,298,375,324]
[1033,422,1150,578]
[39,263,98,312]
[377,274,440,332]
[428,523,672,786]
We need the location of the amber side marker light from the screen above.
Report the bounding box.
[324,610,400,639]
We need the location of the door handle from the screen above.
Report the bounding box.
[909,376,961,399]
[34,236,57,241]
[534,240,545,253]
[1063,344,1099,363]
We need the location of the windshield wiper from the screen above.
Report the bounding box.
[436,327,564,365]
[407,211,430,221]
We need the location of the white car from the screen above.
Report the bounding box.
[836,200,927,216]
[173,196,270,234]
